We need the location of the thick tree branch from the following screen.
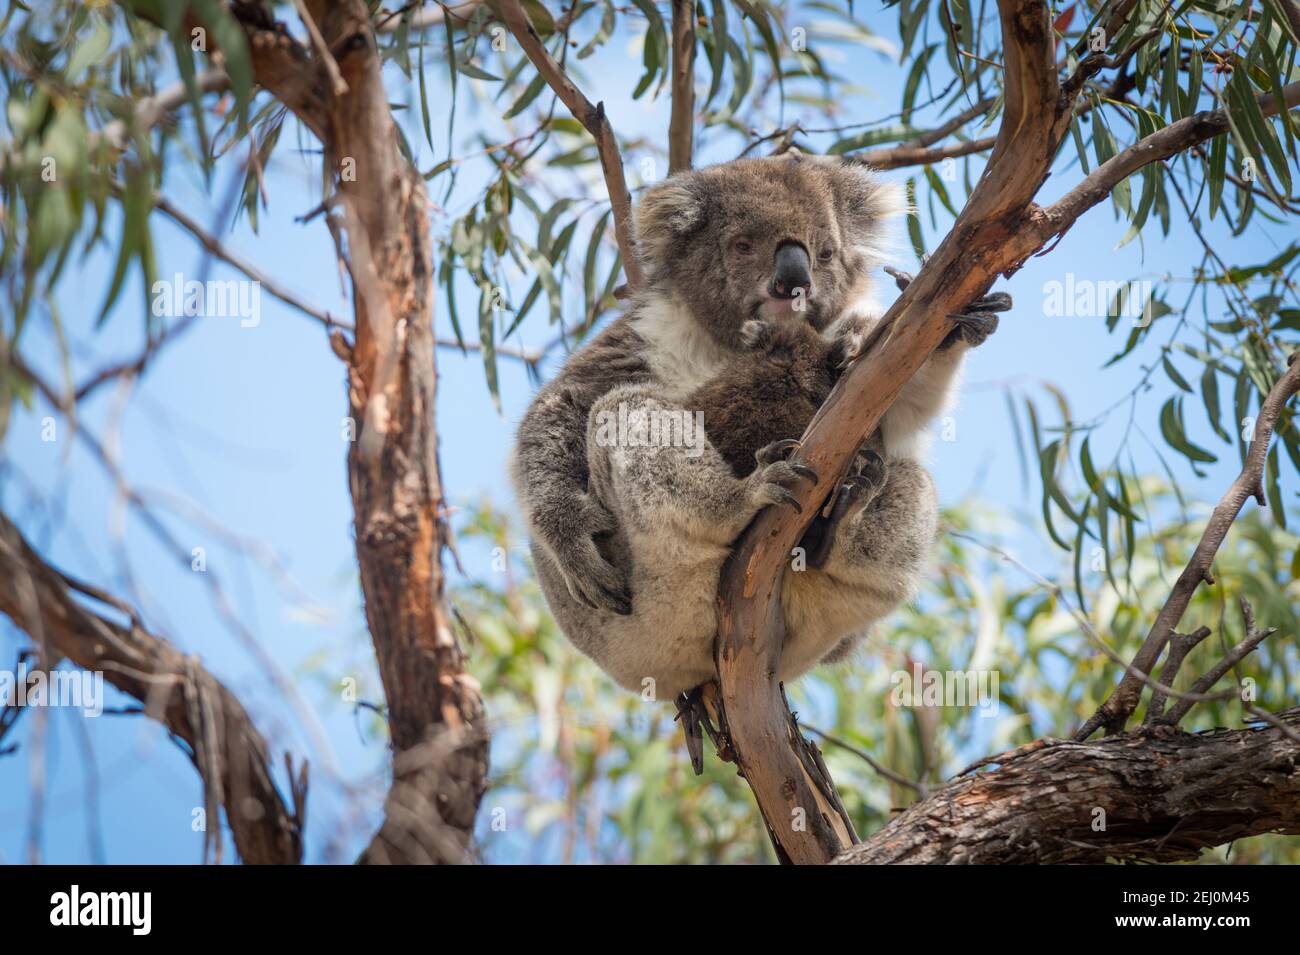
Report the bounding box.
[0,512,303,864]
[498,0,644,288]
[835,710,1300,864]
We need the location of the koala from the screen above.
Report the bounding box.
[511,152,1006,699]
[688,317,847,479]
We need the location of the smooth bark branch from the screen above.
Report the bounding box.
[1077,354,1300,739]
[0,513,303,864]
[498,0,644,288]
[835,710,1300,864]
[668,0,696,174]
[855,135,997,170]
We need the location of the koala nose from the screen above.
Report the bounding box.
[770,242,812,300]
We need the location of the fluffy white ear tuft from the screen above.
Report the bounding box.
[634,178,702,271]
[866,176,909,223]
[814,156,909,269]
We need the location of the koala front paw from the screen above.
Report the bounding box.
[747,438,818,513]
[739,319,773,350]
[884,265,1011,351]
[942,310,1000,349]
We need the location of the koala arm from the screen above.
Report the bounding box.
[512,324,655,616]
[587,385,817,548]
[828,307,964,459]
[829,270,1010,459]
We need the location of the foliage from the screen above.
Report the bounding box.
[458,495,1300,863]
[1,0,1298,863]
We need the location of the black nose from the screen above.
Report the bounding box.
[770,242,812,299]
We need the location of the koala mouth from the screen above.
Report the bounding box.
[754,294,819,325]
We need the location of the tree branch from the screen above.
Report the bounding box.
[668,0,696,175]
[1077,354,1300,739]
[299,0,488,864]
[0,512,303,864]
[498,0,643,288]
[854,135,996,170]
[836,710,1300,864]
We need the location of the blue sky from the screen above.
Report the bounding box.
[1,5,1294,863]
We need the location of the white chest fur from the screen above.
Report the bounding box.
[634,295,731,401]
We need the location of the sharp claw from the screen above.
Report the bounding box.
[759,436,800,462]
[976,292,1013,312]
[774,488,802,513]
[791,464,819,483]
[883,266,913,292]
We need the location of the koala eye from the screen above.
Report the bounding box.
[817,247,836,264]
[733,239,755,255]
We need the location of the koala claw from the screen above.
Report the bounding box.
[739,319,770,349]
[558,541,633,616]
[806,451,888,570]
[884,266,1011,351]
[943,311,999,349]
[755,437,801,466]
[748,448,817,514]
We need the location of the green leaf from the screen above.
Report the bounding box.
[1161,352,1192,392]
[1201,364,1231,443]
[1265,443,1286,530]
[703,0,728,109]
[1207,120,1227,219]
[417,37,433,149]
[578,0,617,59]
[903,178,925,260]
[902,44,937,122]
[583,208,612,321]
[478,281,501,411]
[67,17,112,80]
[1159,396,1216,470]
[503,70,548,120]
[456,61,503,82]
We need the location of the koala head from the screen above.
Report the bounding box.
[633,152,905,350]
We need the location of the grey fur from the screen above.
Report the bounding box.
[511,153,995,699]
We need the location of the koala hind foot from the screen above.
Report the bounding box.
[806,450,888,570]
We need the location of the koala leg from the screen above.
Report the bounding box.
[805,450,888,570]
[813,454,939,610]
[587,386,817,546]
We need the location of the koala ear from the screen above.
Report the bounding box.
[634,176,703,270]
[814,156,908,260]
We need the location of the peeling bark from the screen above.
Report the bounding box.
[836,713,1300,864]
[0,513,303,864]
